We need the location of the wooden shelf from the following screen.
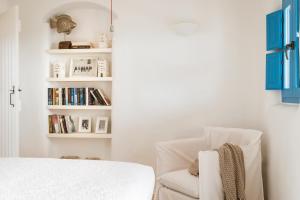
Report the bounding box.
[47,48,112,54]
[47,77,113,82]
[48,133,112,139]
[48,105,112,110]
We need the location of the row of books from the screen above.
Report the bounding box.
[48,88,111,106]
[48,115,76,134]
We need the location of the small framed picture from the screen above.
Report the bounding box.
[69,58,97,77]
[78,117,92,133]
[95,117,109,134]
[97,58,109,77]
[52,61,66,78]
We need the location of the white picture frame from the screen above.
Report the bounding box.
[52,61,66,78]
[95,117,109,134]
[78,117,92,133]
[69,58,98,77]
[97,58,109,77]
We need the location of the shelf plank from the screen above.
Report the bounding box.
[47,48,112,54]
[47,105,112,110]
[48,133,112,139]
[47,77,113,82]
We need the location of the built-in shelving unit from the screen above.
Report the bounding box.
[48,133,112,139]
[47,47,113,140]
[47,105,112,110]
[47,77,113,82]
[47,48,112,54]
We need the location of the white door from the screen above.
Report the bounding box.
[0,6,20,157]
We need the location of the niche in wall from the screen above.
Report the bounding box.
[45,1,116,160]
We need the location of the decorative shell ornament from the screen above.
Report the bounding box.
[49,14,77,35]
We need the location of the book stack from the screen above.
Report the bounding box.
[48,87,111,106]
[48,88,86,105]
[88,88,111,106]
[49,115,76,134]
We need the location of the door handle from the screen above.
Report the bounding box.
[10,86,15,107]
[284,41,295,60]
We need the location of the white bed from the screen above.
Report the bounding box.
[0,158,155,200]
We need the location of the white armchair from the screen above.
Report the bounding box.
[155,127,264,200]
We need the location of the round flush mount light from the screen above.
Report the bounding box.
[172,22,199,36]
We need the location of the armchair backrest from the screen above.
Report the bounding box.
[204,127,263,150]
[202,127,264,200]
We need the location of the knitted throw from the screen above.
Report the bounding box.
[218,143,246,200]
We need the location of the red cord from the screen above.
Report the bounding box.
[110,0,113,27]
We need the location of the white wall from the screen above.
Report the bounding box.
[260,1,300,200]
[0,0,7,13]
[9,0,263,165]
[111,0,264,165]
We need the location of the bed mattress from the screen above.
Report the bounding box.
[0,158,155,200]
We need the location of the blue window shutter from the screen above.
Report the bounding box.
[266,52,283,90]
[267,10,283,51]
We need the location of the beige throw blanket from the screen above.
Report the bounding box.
[218,143,246,200]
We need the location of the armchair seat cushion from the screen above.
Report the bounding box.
[159,169,199,198]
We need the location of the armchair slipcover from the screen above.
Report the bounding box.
[155,127,264,200]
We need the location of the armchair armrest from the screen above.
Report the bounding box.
[155,137,209,177]
[199,151,223,200]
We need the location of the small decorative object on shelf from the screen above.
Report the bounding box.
[97,33,109,48]
[97,58,109,77]
[60,156,80,159]
[72,42,91,49]
[58,41,72,49]
[70,58,98,77]
[86,157,101,160]
[49,14,77,49]
[52,61,66,78]
[79,117,92,133]
[95,117,109,134]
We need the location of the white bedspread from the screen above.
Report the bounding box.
[0,158,155,200]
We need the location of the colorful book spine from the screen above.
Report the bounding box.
[55,89,59,105]
[62,88,66,105]
[74,88,78,105]
[80,88,84,105]
[71,88,74,105]
[48,88,52,105]
[65,88,69,105]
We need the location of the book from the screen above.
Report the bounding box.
[55,89,59,105]
[71,88,74,105]
[59,116,65,133]
[52,89,56,105]
[97,89,111,106]
[88,88,95,105]
[48,88,52,105]
[62,88,66,105]
[58,88,62,105]
[52,115,61,133]
[91,89,106,105]
[77,88,81,105]
[65,115,76,133]
[74,88,78,105]
[82,88,86,105]
[62,116,68,133]
[48,115,53,133]
[65,87,69,105]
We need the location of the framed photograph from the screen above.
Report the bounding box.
[78,117,92,133]
[95,117,109,134]
[52,61,66,78]
[69,58,97,77]
[97,58,109,77]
